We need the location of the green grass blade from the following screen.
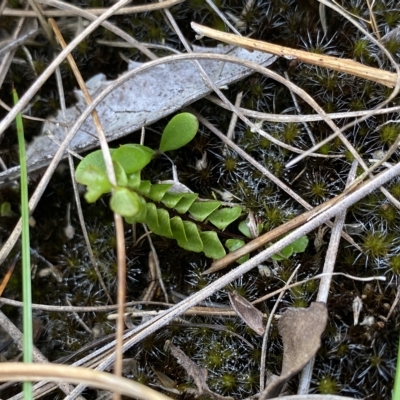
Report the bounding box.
[13,88,33,399]
[393,331,400,400]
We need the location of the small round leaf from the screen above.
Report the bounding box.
[75,149,113,183]
[291,235,309,253]
[113,160,127,187]
[76,165,112,202]
[208,206,242,230]
[110,187,143,218]
[159,112,198,152]
[112,144,154,174]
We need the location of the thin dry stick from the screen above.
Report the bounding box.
[0,0,7,16]
[204,0,241,35]
[143,224,168,302]
[4,0,185,17]
[190,22,397,87]
[260,264,302,391]
[53,50,113,303]
[66,161,398,399]
[318,161,358,302]
[207,95,400,123]
[252,272,385,305]
[0,9,30,93]
[107,308,240,319]
[0,23,39,59]
[384,285,400,321]
[0,311,81,397]
[141,251,161,302]
[67,156,113,303]
[49,18,125,394]
[223,91,243,155]
[297,160,358,395]
[0,363,173,400]
[26,0,56,46]
[380,187,400,210]
[0,256,17,296]
[0,297,171,311]
[65,297,93,335]
[39,0,158,60]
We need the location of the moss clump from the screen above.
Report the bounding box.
[361,231,393,259]
[317,375,340,394]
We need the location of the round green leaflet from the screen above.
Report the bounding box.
[159,112,199,152]
[110,187,144,218]
[112,144,155,174]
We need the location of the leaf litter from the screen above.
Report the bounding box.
[260,302,328,399]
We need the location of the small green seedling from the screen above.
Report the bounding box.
[76,113,242,259]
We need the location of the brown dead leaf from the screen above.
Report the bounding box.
[260,302,328,400]
[228,290,265,335]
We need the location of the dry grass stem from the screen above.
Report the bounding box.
[0,363,173,400]
[0,311,79,396]
[143,224,168,302]
[191,22,397,87]
[3,0,185,17]
[0,297,172,311]
[207,95,400,123]
[40,0,158,60]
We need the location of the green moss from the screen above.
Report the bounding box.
[281,123,300,144]
[380,124,400,145]
[361,231,393,258]
[388,255,400,274]
[242,372,259,392]
[319,143,331,155]
[220,373,237,392]
[223,156,237,173]
[353,39,371,59]
[378,203,398,224]
[383,37,400,54]
[317,375,340,394]
[292,298,308,308]
[382,10,400,28]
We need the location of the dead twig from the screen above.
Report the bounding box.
[191,22,397,87]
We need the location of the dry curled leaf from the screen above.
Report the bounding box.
[228,290,265,335]
[260,302,328,400]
